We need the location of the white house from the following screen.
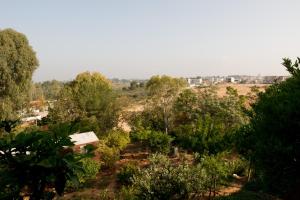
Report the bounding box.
[69,131,99,153]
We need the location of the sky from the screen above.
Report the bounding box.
[1,0,299,81]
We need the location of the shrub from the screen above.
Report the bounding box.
[228,157,249,177]
[130,130,173,154]
[117,162,139,185]
[105,130,130,151]
[147,131,173,154]
[124,153,232,200]
[200,154,231,198]
[98,189,112,200]
[78,158,101,183]
[131,161,190,199]
[99,144,120,169]
[118,186,138,200]
[67,158,101,188]
[130,129,151,142]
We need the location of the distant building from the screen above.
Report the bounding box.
[187,77,203,87]
[226,77,236,83]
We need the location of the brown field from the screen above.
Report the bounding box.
[206,83,269,97]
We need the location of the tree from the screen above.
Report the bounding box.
[172,87,247,154]
[239,58,300,198]
[0,125,89,199]
[49,72,120,134]
[0,29,39,124]
[40,80,63,100]
[146,75,187,134]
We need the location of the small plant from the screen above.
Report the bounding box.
[117,162,139,185]
[67,158,101,189]
[118,186,138,200]
[99,144,120,169]
[98,189,112,200]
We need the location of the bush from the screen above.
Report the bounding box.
[117,162,139,185]
[98,189,112,200]
[118,186,138,200]
[99,144,120,169]
[200,154,231,198]
[105,130,130,151]
[67,158,101,188]
[78,158,101,183]
[123,153,232,200]
[130,130,173,154]
[228,157,249,177]
[131,158,190,199]
[147,131,173,154]
[130,129,151,142]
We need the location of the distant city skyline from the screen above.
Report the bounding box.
[1,0,299,81]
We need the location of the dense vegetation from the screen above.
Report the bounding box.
[0,29,299,200]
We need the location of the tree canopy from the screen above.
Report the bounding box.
[0,29,39,122]
[49,72,120,135]
[145,75,187,133]
[238,58,300,198]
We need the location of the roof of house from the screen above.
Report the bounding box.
[70,131,99,146]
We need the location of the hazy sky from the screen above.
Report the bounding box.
[1,0,299,81]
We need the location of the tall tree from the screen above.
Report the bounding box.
[40,80,63,100]
[146,75,187,134]
[239,58,300,198]
[0,29,38,126]
[49,72,120,134]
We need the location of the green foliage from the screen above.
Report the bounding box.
[131,154,190,200]
[227,157,249,177]
[200,154,231,197]
[97,130,130,169]
[131,130,173,154]
[0,28,39,123]
[118,186,138,200]
[98,142,120,169]
[117,162,139,185]
[40,80,63,100]
[128,153,232,200]
[174,115,227,155]
[0,128,88,199]
[238,58,300,196]
[130,129,151,142]
[105,130,130,151]
[98,189,112,200]
[173,87,247,155]
[75,158,101,185]
[49,72,120,134]
[147,131,173,154]
[145,75,188,133]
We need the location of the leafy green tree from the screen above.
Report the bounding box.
[40,80,63,100]
[173,89,199,125]
[0,126,89,199]
[0,29,38,130]
[30,83,45,101]
[49,72,120,134]
[145,75,187,134]
[173,87,247,155]
[238,58,300,197]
